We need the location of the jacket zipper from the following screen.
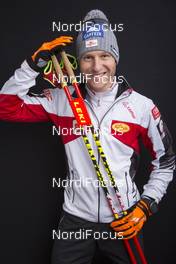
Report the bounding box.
[125,172,130,207]
[85,92,130,128]
[84,92,131,222]
[97,142,100,223]
[71,170,75,203]
[132,181,138,201]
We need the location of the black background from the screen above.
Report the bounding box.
[0,0,176,263]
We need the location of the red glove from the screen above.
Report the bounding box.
[110,199,153,239]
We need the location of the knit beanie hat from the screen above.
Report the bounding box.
[76,9,119,63]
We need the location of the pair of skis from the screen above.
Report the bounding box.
[51,51,148,264]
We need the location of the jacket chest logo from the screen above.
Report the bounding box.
[111,120,141,153]
[112,122,130,135]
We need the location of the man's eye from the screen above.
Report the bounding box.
[83,56,92,60]
[102,54,110,58]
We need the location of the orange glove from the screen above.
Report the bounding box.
[110,199,152,240]
[29,36,73,70]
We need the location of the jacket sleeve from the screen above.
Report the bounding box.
[0,60,60,122]
[140,99,175,203]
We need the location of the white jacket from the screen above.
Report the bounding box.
[0,60,175,222]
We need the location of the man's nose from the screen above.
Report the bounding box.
[92,57,102,73]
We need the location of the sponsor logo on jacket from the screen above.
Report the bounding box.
[122,102,136,119]
[152,106,161,120]
[112,122,130,135]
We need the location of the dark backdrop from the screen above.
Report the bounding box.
[0,0,176,263]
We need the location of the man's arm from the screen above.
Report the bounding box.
[110,100,175,239]
[0,36,73,123]
[140,100,175,203]
[0,60,51,122]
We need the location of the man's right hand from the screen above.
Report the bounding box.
[31,36,73,68]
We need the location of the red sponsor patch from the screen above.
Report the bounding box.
[151,106,161,120]
[111,120,141,154]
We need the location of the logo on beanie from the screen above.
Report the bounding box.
[85,39,98,48]
[82,23,104,40]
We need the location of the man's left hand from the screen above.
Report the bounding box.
[110,199,152,239]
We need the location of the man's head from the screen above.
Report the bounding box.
[76,9,119,92]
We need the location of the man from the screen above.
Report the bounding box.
[0,9,175,264]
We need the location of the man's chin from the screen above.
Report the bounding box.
[87,81,109,92]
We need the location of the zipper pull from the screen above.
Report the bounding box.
[97,99,101,107]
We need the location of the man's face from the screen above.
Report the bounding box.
[79,50,116,92]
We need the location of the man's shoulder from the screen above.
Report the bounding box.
[128,89,154,115]
[131,90,152,104]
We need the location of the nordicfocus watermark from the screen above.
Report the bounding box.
[52,123,126,137]
[52,73,124,86]
[52,177,119,189]
[52,229,123,240]
[52,21,124,32]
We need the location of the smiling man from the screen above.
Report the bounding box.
[0,9,175,264]
[80,50,116,92]
[77,10,119,94]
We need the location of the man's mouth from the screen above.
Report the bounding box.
[93,72,106,77]
[90,72,107,78]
